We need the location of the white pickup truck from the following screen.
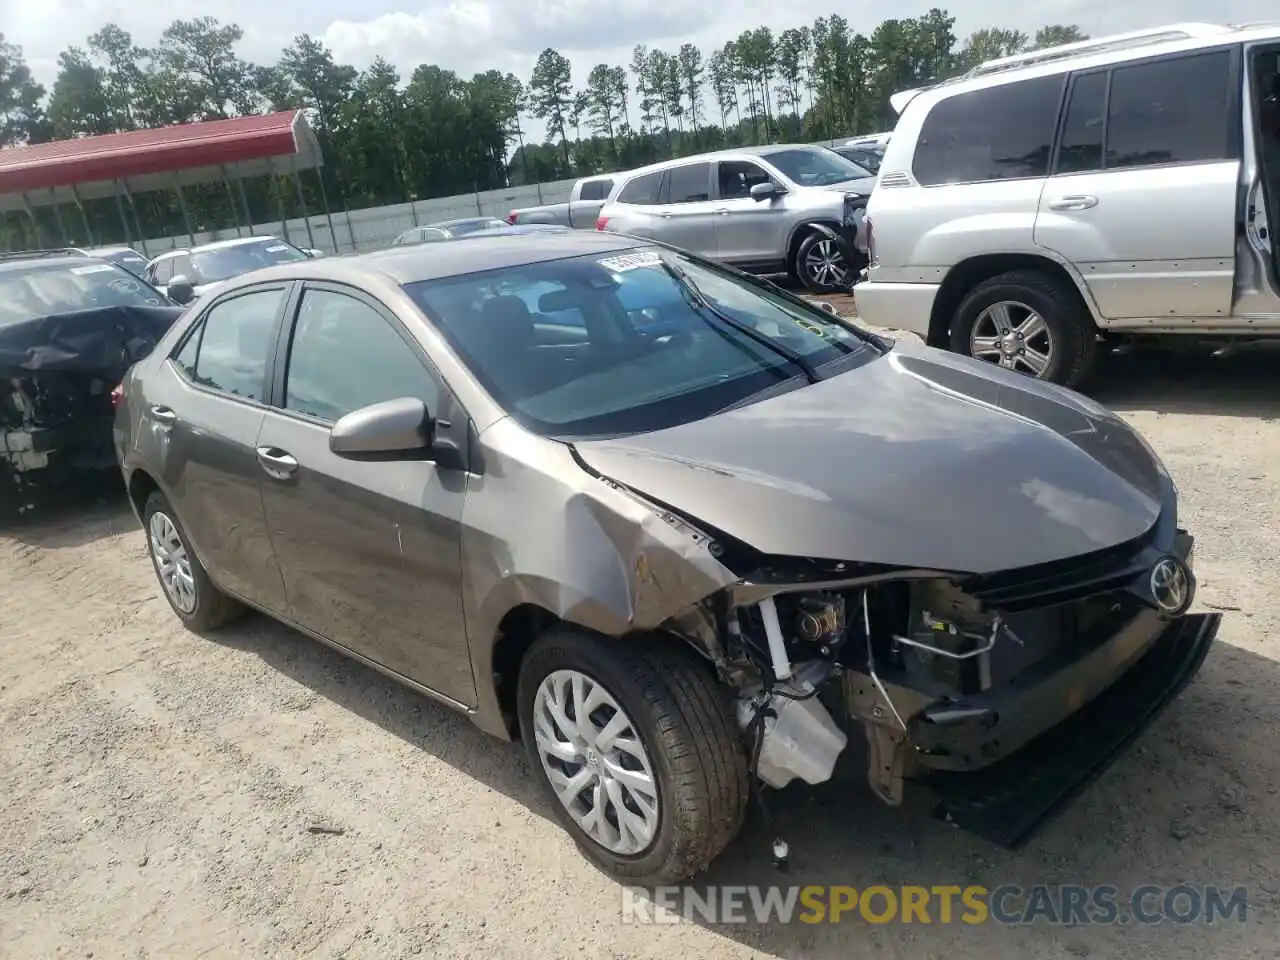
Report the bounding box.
[504,174,619,228]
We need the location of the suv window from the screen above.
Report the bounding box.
[579,179,614,201]
[1105,51,1233,169]
[718,161,774,200]
[1056,71,1108,174]
[178,288,283,400]
[151,258,174,285]
[664,163,712,203]
[284,288,439,423]
[618,172,664,205]
[171,253,196,282]
[913,75,1065,185]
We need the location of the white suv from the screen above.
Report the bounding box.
[857,22,1280,386]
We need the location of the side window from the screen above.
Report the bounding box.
[618,172,665,205]
[665,163,712,203]
[913,75,1065,185]
[1056,71,1108,174]
[579,179,613,201]
[152,258,173,284]
[421,229,447,242]
[284,288,439,423]
[171,253,194,281]
[183,288,283,400]
[718,161,773,200]
[1105,51,1233,169]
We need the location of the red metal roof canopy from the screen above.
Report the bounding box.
[0,110,322,198]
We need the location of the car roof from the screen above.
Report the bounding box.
[216,231,642,289]
[425,217,507,230]
[0,253,111,274]
[84,246,141,256]
[150,236,287,261]
[617,143,838,180]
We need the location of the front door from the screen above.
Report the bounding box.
[711,159,789,266]
[1033,50,1242,322]
[147,284,292,612]
[255,282,475,706]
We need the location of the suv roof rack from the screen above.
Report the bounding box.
[967,23,1232,79]
[0,248,88,263]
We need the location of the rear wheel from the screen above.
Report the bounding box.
[949,270,1098,387]
[517,629,749,886]
[142,490,245,631]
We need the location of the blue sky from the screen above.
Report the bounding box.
[3,0,1274,143]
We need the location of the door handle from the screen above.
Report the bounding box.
[256,446,298,480]
[659,212,673,218]
[1047,195,1098,211]
[149,405,177,426]
[716,208,730,215]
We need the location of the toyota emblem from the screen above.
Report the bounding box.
[1149,556,1192,616]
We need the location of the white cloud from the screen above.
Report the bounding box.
[2,0,1273,143]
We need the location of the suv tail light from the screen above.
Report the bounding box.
[505,211,518,224]
[110,382,124,408]
[595,217,609,232]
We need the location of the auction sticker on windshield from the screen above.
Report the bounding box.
[599,250,663,273]
[266,245,289,252]
[70,264,116,275]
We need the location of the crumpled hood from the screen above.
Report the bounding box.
[572,340,1168,576]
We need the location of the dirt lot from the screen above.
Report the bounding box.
[2,336,1279,959]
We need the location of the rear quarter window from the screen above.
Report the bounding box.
[912,75,1066,185]
[617,172,665,205]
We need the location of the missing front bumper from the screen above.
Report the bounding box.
[923,611,1221,848]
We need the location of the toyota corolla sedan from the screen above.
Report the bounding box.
[114,231,1221,885]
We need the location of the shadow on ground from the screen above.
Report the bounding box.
[1081,344,1280,420]
[0,470,132,549]
[207,606,1278,959]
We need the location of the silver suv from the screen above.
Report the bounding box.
[857,22,1280,386]
[597,145,876,293]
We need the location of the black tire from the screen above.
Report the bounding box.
[793,229,857,294]
[949,270,1098,387]
[142,490,245,631]
[517,629,749,886]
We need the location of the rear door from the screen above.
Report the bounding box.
[255,282,474,706]
[1034,47,1242,321]
[648,161,718,256]
[144,283,292,612]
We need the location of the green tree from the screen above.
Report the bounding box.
[47,48,114,138]
[0,34,48,145]
[1034,25,1089,49]
[528,48,574,167]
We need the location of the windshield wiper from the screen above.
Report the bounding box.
[658,258,820,383]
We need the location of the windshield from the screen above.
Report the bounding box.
[0,261,169,326]
[835,147,882,174]
[107,252,150,278]
[763,147,871,185]
[407,246,880,438]
[191,240,309,282]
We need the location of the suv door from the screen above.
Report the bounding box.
[647,161,717,256]
[711,159,790,266]
[255,282,474,706]
[1034,48,1241,321]
[146,284,292,612]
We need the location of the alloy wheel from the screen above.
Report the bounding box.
[802,238,850,289]
[531,669,660,856]
[148,510,197,614]
[970,300,1055,377]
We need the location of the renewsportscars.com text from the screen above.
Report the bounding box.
[621,884,1249,926]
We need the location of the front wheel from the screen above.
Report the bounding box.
[517,629,749,886]
[794,230,856,294]
[949,270,1098,387]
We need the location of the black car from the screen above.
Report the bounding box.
[115,231,1220,884]
[0,250,184,516]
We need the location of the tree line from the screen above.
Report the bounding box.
[0,12,1087,247]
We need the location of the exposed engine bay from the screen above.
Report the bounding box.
[667,538,1202,824]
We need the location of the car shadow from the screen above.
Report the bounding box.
[1082,343,1280,420]
[0,474,134,549]
[207,609,1277,958]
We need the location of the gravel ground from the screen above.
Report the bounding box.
[2,331,1279,959]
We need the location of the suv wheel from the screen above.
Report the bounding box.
[950,270,1098,387]
[517,629,749,886]
[794,230,854,294]
[143,490,245,631]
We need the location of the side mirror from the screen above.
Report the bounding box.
[167,277,195,305]
[306,249,324,258]
[750,182,782,202]
[329,397,434,460]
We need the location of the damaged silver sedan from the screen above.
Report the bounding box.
[114,231,1222,885]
